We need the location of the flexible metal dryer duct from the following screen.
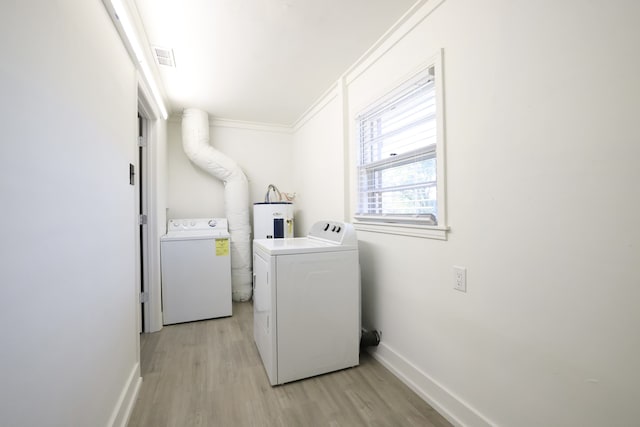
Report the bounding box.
[181,108,252,301]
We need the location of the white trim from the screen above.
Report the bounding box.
[292,82,339,131]
[433,48,448,227]
[352,49,447,237]
[102,0,169,119]
[210,117,292,133]
[107,363,142,427]
[338,76,351,221]
[146,117,165,333]
[138,114,150,334]
[370,343,494,427]
[137,82,159,121]
[138,79,164,333]
[354,219,449,240]
[291,0,446,129]
[168,113,293,134]
[344,0,447,85]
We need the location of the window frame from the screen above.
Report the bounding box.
[352,49,449,240]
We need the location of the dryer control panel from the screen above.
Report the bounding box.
[308,221,357,246]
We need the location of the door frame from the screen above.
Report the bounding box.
[137,113,149,333]
[137,82,164,333]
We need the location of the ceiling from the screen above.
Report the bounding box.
[134,0,417,125]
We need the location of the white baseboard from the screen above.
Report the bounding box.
[369,343,493,427]
[107,363,142,427]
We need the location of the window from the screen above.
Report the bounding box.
[355,53,446,239]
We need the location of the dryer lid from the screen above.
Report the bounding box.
[253,221,357,255]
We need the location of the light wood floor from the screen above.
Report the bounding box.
[128,302,451,427]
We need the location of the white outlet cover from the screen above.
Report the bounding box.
[453,266,467,292]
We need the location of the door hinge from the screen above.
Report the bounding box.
[140,291,149,303]
[138,136,147,147]
[139,214,148,225]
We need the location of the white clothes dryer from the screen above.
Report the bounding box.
[253,220,360,385]
[161,218,232,325]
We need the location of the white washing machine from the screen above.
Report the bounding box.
[161,218,232,325]
[253,220,360,385]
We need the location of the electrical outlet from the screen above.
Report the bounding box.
[453,266,467,292]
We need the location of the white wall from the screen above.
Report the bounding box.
[0,2,143,426]
[292,88,347,235]
[167,118,294,227]
[292,0,640,425]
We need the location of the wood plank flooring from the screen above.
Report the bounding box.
[128,302,451,427]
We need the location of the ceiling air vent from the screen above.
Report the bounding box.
[152,46,175,67]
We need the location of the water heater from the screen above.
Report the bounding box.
[253,202,294,239]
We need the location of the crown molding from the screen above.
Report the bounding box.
[168,113,293,133]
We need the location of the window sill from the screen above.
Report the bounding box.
[353,219,449,240]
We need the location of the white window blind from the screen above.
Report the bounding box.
[356,66,438,225]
